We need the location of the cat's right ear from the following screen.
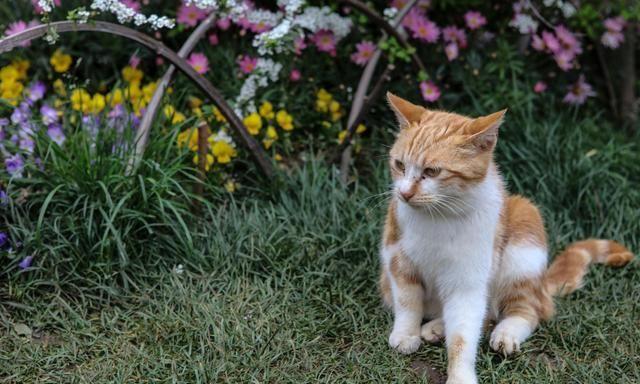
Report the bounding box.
[386,92,426,129]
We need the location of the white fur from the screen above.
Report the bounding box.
[499,244,548,281]
[388,166,504,383]
[490,316,535,355]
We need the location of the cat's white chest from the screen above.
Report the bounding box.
[396,196,501,296]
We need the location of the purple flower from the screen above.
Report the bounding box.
[18,255,34,270]
[0,232,7,247]
[604,17,625,33]
[442,26,467,48]
[27,81,46,102]
[11,103,31,125]
[5,154,24,177]
[40,104,58,125]
[0,190,7,206]
[19,138,35,153]
[563,75,596,105]
[47,123,65,145]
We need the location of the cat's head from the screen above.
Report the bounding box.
[386,92,506,211]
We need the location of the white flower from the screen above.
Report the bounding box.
[89,0,175,29]
[509,13,539,34]
[383,7,398,20]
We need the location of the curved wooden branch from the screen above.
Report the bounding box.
[130,13,217,173]
[0,21,274,178]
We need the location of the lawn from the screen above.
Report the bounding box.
[2,108,639,383]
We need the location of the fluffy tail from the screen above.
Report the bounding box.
[544,239,633,296]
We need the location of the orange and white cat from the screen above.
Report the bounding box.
[379,92,633,384]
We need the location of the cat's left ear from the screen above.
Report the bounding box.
[466,109,507,151]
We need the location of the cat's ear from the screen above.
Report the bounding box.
[466,109,507,151]
[386,92,426,129]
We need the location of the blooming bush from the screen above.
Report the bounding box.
[0,0,638,268]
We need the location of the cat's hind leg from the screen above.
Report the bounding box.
[490,244,554,355]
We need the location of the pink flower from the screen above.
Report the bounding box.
[531,34,546,51]
[442,26,467,48]
[601,31,624,49]
[129,54,141,68]
[5,21,39,47]
[553,50,574,71]
[445,42,459,61]
[237,55,258,74]
[533,81,547,93]
[604,17,625,33]
[121,0,141,11]
[419,81,441,102]
[402,8,426,32]
[601,17,626,49]
[156,56,165,66]
[464,11,487,30]
[310,30,337,56]
[217,17,231,30]
[554,25,581,56]
[563,75,595,105]
[208,33,219,46]
[541,31,560,53]
[294,36,307,55]
[411,19,440,43]
[290,69,301,82]
[350,40,377,66]
[31,0,60,14]
[187,52,209,75]
[177,4,207,28]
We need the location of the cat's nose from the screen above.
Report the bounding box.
[400,189,416,201]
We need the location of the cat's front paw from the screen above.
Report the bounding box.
[446,367,478,384]
[389,331,422,354]
[489,326,521,355]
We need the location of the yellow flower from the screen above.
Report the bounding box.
[0,80,23,105]
[177,128,199,151]
[331,110,343,122]
[211,140,237,164]
[188,96,203,109]
[321,121,332,129]
[0,66,19,83]
[90,93,106,114]
[122,65,144,84]
[172,112,186,124]
[329,100,341,113]
[274,153,283,162]
[11,60,30,80]
[315,99,328,113]
[50,49,72,73]
[243,112,262,135]
[53,79,66,96]
[317,88,333,102]
[107,88,123,106]
[276,110,294,131]
[125,82,142,103]
[70,89,92,113]
[259,101,275,119]
[193,153,214,171]
[212,106,226,123]
[263,126,277,149]
[338,130,347,144]
[266,125,278,139]
[356,124,367,134]
[142,82,157,103]
[192,107,203,117]
[224,180,237,193]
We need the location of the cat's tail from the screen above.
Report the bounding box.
[544,239,633,297]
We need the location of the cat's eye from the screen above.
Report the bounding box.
[394,160,405,172]
[422,167,441,178]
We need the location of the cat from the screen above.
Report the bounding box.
[379,92,633,384]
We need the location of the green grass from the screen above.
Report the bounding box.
[1,109,639,383]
